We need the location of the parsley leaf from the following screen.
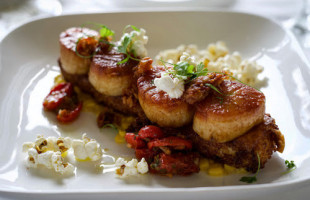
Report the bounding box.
[240,153,260,184]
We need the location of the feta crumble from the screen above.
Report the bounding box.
[120,28,148,58]
[154,72,185,99]
[72,133,103,161]
[115,157,149,178]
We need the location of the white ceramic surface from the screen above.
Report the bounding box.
[0,11,310,200]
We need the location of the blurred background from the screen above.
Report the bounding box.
[0,0,309,53]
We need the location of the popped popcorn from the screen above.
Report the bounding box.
[23,135,74,174]
[116,157,149,178]
[72,133,103,161]
[155,41,265,87]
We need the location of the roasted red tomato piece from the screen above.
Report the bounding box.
[148,136,192,150]
[43,83,74,110]
[135,148,156,163]
[125,133,146,149]
[138,125,164,140]
[57,102,83,123]
[150,153,200,176]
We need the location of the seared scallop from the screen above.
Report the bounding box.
[193,80,265,143]
[88,47,139,96]
[59,27,99,74]
[137,64,194,128]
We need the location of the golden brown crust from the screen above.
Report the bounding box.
[193,80,265,143]
[58,59,147,120]
[90,48,137,76]
[89,47,139,96]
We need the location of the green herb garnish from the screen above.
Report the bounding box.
[282,160,296,174]
[98,25,114,39]
[205,83,223,95]
[159,60,208,82]
[123,24,140,33]
[117,25,142,64]
[240,153,260,184]
[74,23,114,59]
[102,123,118,130]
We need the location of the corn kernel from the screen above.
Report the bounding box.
[118,130,126,137]
[224,164,237,174]
[120,117,135,130]
[115,134,125,144]
[207,167,225,176]
[236,168,248,174]
[54,74,65,85]
[199,159,210,171]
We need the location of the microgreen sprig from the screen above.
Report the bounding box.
[159,60,208,82]
[117,25,142,64]
[282,160,296,174]
[102,123,118,130]
[240,153,260,184]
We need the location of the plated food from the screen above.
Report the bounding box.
[36,23,286,179]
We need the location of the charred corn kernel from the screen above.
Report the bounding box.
[54,74,65,85]
[199,159,210,171]
[207,166,225,176]
[115,134,125,144]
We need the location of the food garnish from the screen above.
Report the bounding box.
[240,153,260,183]
[283,160,296,174]
[117,25,147,64]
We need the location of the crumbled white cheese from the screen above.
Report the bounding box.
[116,157,149,178]
[155,41,265,87]
[154,72,185,99]
[120,28,148,58]
[72,133,103,161]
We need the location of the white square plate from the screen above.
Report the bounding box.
[1,11,310,200]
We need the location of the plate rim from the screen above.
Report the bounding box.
[0,9,310,195]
